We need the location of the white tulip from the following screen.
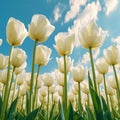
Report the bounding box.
[6,17,28,46]
[49,85,56,94]
[81,81,89,94]
[28,14,55,42]
[37,75,43,89]
[79,21,105,49]
[96,72,103,84]
[58,86,63,97]
[56,56,73,73]
[104,46,120,65]
[25,73,31,87]
[16,73,26,86]
[106,83,115,96]
[68,92,75,102]
[19,84,27,97]
[40,86,47,97]
[35,45,52,66]
[11,48,27,67]
[43,73,54,87]
[95,57,109,74]
[0,54,8,69]
[108,76,117,89]
[15,62,27,75]
[72,65,86,83]
[0,39,2,46]
[54,32,75,56]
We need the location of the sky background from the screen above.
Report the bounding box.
[0,0,120,75]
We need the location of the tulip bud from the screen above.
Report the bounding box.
[49,85,56,94]
[72,65,86,83]
[40,86,47,97]
[35,45,52,66]
[79,21,105,49]
[11,48,27,67]
[0,54,8,69]
[6,17,28,46]
[16,73,26,86]
[58,86,63,97]
[54,32,75,56]
[108,76,117,89]
[56,56,73,73]
[106,83,115,96]
[28,14,55,42]
[96,72,103,84]
[95,57,109,74]
[81,81,89,94]
[104,46,120,65]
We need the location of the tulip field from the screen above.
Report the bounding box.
[0,14,120,120]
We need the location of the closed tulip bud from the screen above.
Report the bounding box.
[54,32,75,56]
[28,14,55,42]
[35,45,52,66]
[81,81,89,94]
[0,54,8,69]
[15,62,27,75]
[56,56,73,73]
[0,69,12,84]
[16,73,26,86]
[49,85,56,94]
[53,93,60,103]
[43,73,54,87]
[95,57,109,74]
[104,46,120,65]
[68,92,75,103]
[108,76,117,89]
[6,17,28,46]
[40,86,47,97]
[72,65,86,83]
[106,83,115,96]
[19,84,27,97]
[55,70,64,86]
[71,86,78,95]
[58,86,63,97]
[11,48,27,67]
[25,73,31,87]
[79,21,105,49]
[96,72,103,84]
[0,39,2,46]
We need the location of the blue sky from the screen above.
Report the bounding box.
[0,0,120,74]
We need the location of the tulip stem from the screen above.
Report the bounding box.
[1,45,13,120]
[87,94,90,107]
[63,55,67,117]
[29,40,37,112]
[89,47,97,93]
[78,82,83,113]
[103,74,109,105]
[47,87,50,120]
[97,84,100,96]
[33,65,40,110]
[112,65,120,112]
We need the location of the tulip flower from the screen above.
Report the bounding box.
[28,14,55,112]
[0,54,8,69]
[54,32,75,56]
[28,14,55,42]
[104,45,120,111]
[11,48,27,68]
[79,21,105,93]
[0,39,2,46]
[6,17,28,46]
[35,45,52,66]
[56,56,73,73]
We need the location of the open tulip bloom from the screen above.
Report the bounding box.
[0,14,120,120]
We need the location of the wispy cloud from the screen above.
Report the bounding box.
[105,0,118,16]
[112,36,120,44]
[64,0,87,23]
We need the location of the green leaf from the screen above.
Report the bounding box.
[49,103,55,120]
[0,95,2,114]
[26,91,30,115]
[37,112,45,120]
[26,108,39,120]
[86,106,95,120]
[112,108,120,119]
[101,96,112,120]
[15,111,26,120]
[58,101,65,120]
[5,97,18,120]
[66,102,73,120]
[73,112,84,120]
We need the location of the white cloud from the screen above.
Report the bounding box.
[53,5,62,22]
[112,36,120,44]
[64,0,87,23]
[105,0,118,15]
[68,1,101,47]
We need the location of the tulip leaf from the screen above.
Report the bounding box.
[37,112,45,120]
[0,95,2,114]
[49,103,55,120]
[5,97,18,120]
[26,108,39,120]
[86,106,95,120]
[101,96,112,120]
[58,101,65,120]
[15,111,26,120]
[66,102,73,120]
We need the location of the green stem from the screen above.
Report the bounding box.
[112,65,120,112]
[1,45,13,120]
[78,82,83,112]
[87,94,90,107]
[63,55,67,117]
[47,87,49,120]
[2,85,5,101]
[89,47,97,93]
[29,40,37,112]
[97,84,100,96]
[52,93,53,106]
[33,65,40,110]
[21,96,24,111]
[103,74,109,105]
